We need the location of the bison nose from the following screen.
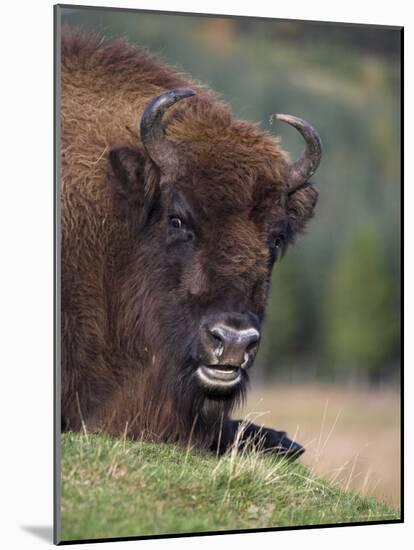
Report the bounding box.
[207,323,260,367]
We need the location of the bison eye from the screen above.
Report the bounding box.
[169,216,183,229]
[269,233,286,264]
[274,236,283,249]
[167,215,194,245]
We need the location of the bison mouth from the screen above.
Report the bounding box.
[196,364,243,391]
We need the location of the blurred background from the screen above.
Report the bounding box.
[60,8,401,507]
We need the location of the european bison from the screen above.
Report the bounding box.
[60,27,322,459]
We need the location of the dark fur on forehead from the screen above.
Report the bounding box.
[161,97,310,226]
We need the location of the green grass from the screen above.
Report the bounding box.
[60,432,399,542]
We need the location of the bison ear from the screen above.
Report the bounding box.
[108,146,144,199]
[108,145,160,231]
[287,184,319,236]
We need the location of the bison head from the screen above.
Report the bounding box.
[108,88,321,409]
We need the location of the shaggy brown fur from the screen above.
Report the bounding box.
[60,26,318,453]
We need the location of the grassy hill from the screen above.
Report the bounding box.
[59,432,399,542]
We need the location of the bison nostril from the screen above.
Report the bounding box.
[214,342,224,358]
[209,331,224,355]
[210,331,222,345]
[241,338,259,368]
[246,339,259,354]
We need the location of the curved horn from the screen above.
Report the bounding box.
[270,114,322,195]
[140,88,196,172]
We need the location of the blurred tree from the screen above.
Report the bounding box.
[324,225,399,381]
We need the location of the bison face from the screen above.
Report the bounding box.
[159,184,292,397]
[108,89,320,401]
[109,151,296,399]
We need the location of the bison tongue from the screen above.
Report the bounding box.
[202,365,240,381]
[212,365,238,371]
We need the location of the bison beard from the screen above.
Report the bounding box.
[60,27,322,460]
